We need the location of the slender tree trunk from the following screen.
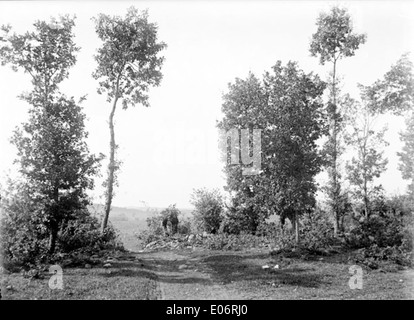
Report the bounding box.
[280,215,285,234]
[101,69,123,233]
[289,214,300,245]
[294,213,300,245]
[363,178,369,219]
[331,58,340,237]
[102,95,119,232]
[49,187,59,254]
[49,223,58,254]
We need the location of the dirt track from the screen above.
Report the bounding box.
[135,248,414,300]
[138,250,244,300]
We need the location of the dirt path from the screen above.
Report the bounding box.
[138,250,245,300]
[135,248,413,300]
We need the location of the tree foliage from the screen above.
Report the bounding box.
[92,7,167,231]
[398,112,414,200]
[309,6,366,65]
[0,16,79,103]
[362,54,414,115]
[190,188,224,234]
[345,96,389,218]
[309,6,366,236]
[218,61,326,242]
[0,16,101,254]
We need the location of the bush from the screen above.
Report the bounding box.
[190,188,224,234]
[299,209,336,253]
[346,202,413,267]
[177,216,192,235]
[346,215,405,248]
[1,181,123,268]
[137,206,193,245]
[1,181,50,266]
[58,211,123,253]
[220,204,262,235]
[145,213,165,236]
[254,209,336,255]
[160,204,180,235]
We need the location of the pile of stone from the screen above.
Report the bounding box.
[143,232,210,251]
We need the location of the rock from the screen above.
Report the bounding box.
[188,234,195,242]
[145,241,158,249]
[202,231,208,238]
[270,249,282,256]
[103,263,112,268]
[6,285,13,291]
[274,265,280,269]
[23,269,42,279]
[178,264,187,270]
[0,267,10,275]
[85,264,92,269]
[262,265,270,270]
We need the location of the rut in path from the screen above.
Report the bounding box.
[137,250,244,300]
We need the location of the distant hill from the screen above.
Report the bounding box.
[89,204,193,222]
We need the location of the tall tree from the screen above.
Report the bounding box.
[398,112,414,201]
[345,91,388,219]
[362,54,414,200]
[92,7,167,232]
[309,6,366,236]
[363,54,414,115]
[0,16,101,253]
[218,61,326,243]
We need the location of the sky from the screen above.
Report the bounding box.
[0,0,413,209]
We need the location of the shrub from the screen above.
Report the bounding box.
[1,181,49,266]
[177,216,192,235]
[346,202,413,267]
[346,215,405,248]
[299,209,336,253]
[58,211,123,253]
[220,204,262,235]
[255,209,336,255]
[190,188,224,234]
[1,180,123,268]
[145,213,165,236]
[160,204,180,235]
[137,206,192,245]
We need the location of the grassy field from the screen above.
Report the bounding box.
[1,247,412,300]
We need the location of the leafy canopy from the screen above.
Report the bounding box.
[0,15,79,102]
[93,7,167,108]
[310,6,366,65]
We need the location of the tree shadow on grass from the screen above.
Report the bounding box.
[203,254,325,288]
[100,258,213,285]
[101,268,157,280]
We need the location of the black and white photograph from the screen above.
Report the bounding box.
[0,0,413,302]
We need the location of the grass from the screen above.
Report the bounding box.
[1,248,412,300]
[1,258,159,300]
[189,248,414,300]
